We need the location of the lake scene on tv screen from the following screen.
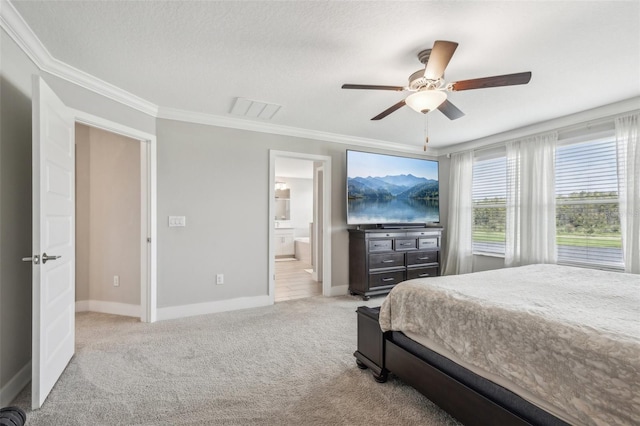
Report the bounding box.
[347,151,439,224]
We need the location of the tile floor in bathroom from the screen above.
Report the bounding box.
[274,258,321,301]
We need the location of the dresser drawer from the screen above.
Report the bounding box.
[418,237,439,249]
[369,270,405,288]
[369,252,404,270]
[368,239,393,252]
[407,230,440,237]
[407,250,438,266]
[395,238,417,251]
[407,266,438,280]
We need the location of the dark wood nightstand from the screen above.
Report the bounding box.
[354,306,388,383]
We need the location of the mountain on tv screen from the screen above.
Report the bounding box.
[346,150,439,225]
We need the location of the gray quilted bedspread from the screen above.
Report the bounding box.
[379,264,640,426]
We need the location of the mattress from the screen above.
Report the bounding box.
[379,264,640,426]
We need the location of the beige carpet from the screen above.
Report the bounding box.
[12,296,459,425]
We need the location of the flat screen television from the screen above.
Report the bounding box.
[346,150,439,226]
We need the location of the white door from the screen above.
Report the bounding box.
[28,76,75,409]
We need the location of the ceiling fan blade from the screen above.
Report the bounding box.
[371,100,406,120]
[450,71,532,91]
[342,84,404,91]
[424,40,458,80]
[437,99,465,120]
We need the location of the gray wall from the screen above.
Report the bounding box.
[0,28,37,401]
[42,74,156,137]
[75,124,91,301]
[76,124,141,305]
[156,119,444,307]
[473,255,505,272]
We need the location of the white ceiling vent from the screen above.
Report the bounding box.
[230,97,281,120]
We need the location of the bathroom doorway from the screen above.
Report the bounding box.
[268,151,331,303]
[273,157,317,301]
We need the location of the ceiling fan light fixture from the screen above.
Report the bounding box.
[405,90,447,114]
[342,40,531,121]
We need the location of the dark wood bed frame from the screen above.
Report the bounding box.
[354,306,568,426]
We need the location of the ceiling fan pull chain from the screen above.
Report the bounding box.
[424,115,430,151]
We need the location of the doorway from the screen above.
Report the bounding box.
[73,110,157,323]
[29,77,157,409]
[273,158,318,301]
[268,151,331,303]
[74,123,146,319]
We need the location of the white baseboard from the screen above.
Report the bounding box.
[157,295,272,321]
[75,300,90,312]
[0,361,31,407]
[328,285,348,297]
[75,300,141,318]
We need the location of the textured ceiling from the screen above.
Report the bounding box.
[10,0,640,150]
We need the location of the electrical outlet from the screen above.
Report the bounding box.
[113,275,120,287]
[216,274,224,285]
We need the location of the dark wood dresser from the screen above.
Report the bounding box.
[348,227,443,300]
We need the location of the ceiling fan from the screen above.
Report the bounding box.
[342,40,532,121]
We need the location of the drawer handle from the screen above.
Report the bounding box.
[400,243,412,246]
[417,257,431,260]
[418,273,431,277]
[382,277,395,282]
[382,259,394,263]
[373,244,386,247]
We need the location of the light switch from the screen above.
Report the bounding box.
[168,216,186,227]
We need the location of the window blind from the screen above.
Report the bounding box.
[555,138,623,268]
[472,156,507,254]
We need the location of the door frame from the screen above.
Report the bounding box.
[312,164,323,282]
[70,109,157,323]
[268,151,332,302]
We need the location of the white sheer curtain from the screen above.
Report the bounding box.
[505,132,558,267]
[443,151,474,275]
[615,114,640,274]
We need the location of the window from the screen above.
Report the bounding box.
[555,137,623,268]
[472,156,507,255]
[469,130,624,271]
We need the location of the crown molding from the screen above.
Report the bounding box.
[158,106,440,156]
[440,97,640,156]
[1,0,47,67]
[0,0,158,116]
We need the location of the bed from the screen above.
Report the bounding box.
[354,264,639,426]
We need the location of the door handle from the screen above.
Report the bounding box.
[41,253,61,264]
[22,255,40,264]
